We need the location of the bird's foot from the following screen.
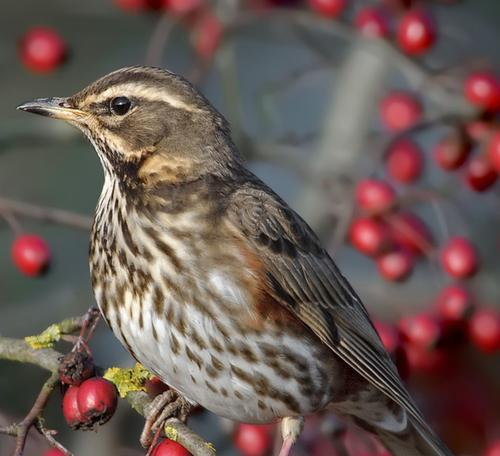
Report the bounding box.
[140,390,194,449]
[278,416,304,456]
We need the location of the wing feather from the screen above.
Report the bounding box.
[227,186,430,431]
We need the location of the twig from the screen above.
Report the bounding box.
[1,211,23,235]
[0,424,18,437]
[35,418,73,456]
[256,61,330,133]
[13,372,59,456]
[247,141,316,182]
[145,13,177,67]
[0,196,92,231]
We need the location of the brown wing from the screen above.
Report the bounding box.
[226,184,429,431]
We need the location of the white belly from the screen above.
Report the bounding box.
[95,269,336,423]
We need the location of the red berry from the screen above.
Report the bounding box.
[466,120,493,143]
[164,0,203,14]
[234,424,272,456]
[308,0,346,18]
[19,27,66,73]
[355,179,396,213]
[465,155,497,192]
[193,14,223,59]
[349,217,389,256]
[386,212,432,256]
[62,385,85,429]
[484,440,500,456]
[151,438,191,456]
[76,377,118,427]
[435,285,474,324]
[464,72,500,111]
[468,309,500,353]
[399,314,441,349]
[487,132,500,173]
[403,343,448,374]
[376,249,413,282]
[355,7,390,39]
[386,138,423,183]
[380,92,422,132]
[373,321,401,355]
[11,234,51,277]
[433,133,470,170]
[42,450,66,456]
[440,237,478,279]
[145,376,170,398]
[397,10,436,55]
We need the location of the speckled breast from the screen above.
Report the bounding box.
[89,181,340,423]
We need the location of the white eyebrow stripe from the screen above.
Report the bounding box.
[83,82,201,112]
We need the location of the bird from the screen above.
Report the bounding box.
[18,66,453,456]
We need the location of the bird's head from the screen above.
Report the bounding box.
[18,66,237,189]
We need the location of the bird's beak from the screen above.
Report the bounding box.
[17,97,84,122]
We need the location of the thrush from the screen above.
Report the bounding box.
[18,66,453,456]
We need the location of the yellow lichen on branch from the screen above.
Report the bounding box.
[104,363,153,398]
[25,324,62,349]
[24,316,85,350]
[164,424,179,441]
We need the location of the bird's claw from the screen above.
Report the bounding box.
[140,390,193,449]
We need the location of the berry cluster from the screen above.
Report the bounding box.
[375,284,500,373]
[310,0,436,55]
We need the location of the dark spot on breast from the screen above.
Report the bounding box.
[205,365,219,379]
[153,287,165,315]
[144,226,182,271]
[185,345,202,369]
[191,330,207,350]
[171,334,180,355]
[120,218,140,256]
[238,343,258,363]
[209,336,223,353]
[211,355,224,371]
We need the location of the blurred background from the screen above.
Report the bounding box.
[1,0,500,455]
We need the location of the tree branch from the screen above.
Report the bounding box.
[0,197,92,231]
[0,319,215,456]
[0,337,61,372]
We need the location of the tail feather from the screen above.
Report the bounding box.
[338,390,454,456]
[370,413,453,456]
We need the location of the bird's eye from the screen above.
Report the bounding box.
[110,97,131,116]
